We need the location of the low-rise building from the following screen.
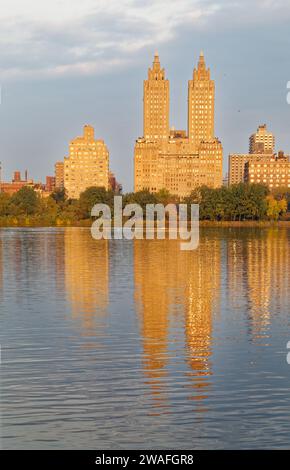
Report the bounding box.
[0,171,33,195]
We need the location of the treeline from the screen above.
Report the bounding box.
[0,183,289,226]
[184,184,289,221]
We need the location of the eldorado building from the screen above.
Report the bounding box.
[134,52,223,198]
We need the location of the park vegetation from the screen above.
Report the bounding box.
[0,183,288,227]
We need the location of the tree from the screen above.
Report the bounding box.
[42,197,59,223]
[272,187,290,212]
[9,187,40,215]
[184,183,270,221]
[123,190,157,211]
[0,193,11,216]
[77,186,114,219]
[50,188,67,203]
[155,188,179,205]
[226,183,268,221]
[266,195,287,220]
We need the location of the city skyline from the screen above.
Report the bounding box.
[1,1,290,191]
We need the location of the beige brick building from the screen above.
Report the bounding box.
[188,51,215,147]
[245,153,290,189]
[134,52,223,198]
[64,125,109,199]
[144,52,169,141]
[228,153,273,186]
[228,124,289,188]
[249,124,275,154]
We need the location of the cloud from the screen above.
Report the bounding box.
[0,0,218,79]
[0,0,290,80]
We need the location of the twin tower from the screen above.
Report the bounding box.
[134,52,223,198]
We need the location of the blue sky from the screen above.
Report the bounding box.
[0,0,290,191]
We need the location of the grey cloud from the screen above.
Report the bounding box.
[0,1,215,79]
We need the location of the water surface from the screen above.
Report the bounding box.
[0,227,290,449]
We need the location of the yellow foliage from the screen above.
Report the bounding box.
[266,195,287,220]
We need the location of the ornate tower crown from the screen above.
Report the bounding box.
[143,53,169,140]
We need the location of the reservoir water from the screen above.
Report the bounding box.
[0,227,290,449]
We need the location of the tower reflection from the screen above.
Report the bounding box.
[184,238,220,406]
[134,237,221,409]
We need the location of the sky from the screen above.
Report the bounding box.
[0,0,290,191]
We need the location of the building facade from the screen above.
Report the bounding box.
[245,153,290,189]
[229,125,290,189]
[109,171,122,193]
[55,162,64,189]
[64,125,109,199]
[249,124,275,154]
[45,176,56,193]
[188,51,215,147]
[143,52,169,141]
[0,171,32,195]
[228,153,273,185]
[134,53,223,198]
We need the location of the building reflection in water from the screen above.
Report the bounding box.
[0,234,3,301]
[246,228,290,340]
[227,228,290,342]
[184,238,220,407]
[134,237,221,410]
[64,229,109,334]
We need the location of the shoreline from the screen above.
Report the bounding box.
[0,220,290,228]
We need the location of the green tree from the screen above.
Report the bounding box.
[0,193,11,216]
[9,187,40,216]
[77,186,114,219]
[123,190,157,211]
[226,183,268,221]
[155,188,179,205]
[50,188,67,203]
[184,183,269,221]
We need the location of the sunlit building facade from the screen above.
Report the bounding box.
[55,161,64,190]
[134,53,223,198]
[249,124,275,154]
[0,171,33,195]
[228,124,288,187]
[228,153,273,185]
[245,152,290,189]
[64,125,109,199]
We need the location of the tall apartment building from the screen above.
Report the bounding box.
[245,152,290,189]
[134,53,223,198]
[249,124,275,154]
[55,161,64,189]
[64,125,109,199]
[143,52,169,141]
[188,51,215,147]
